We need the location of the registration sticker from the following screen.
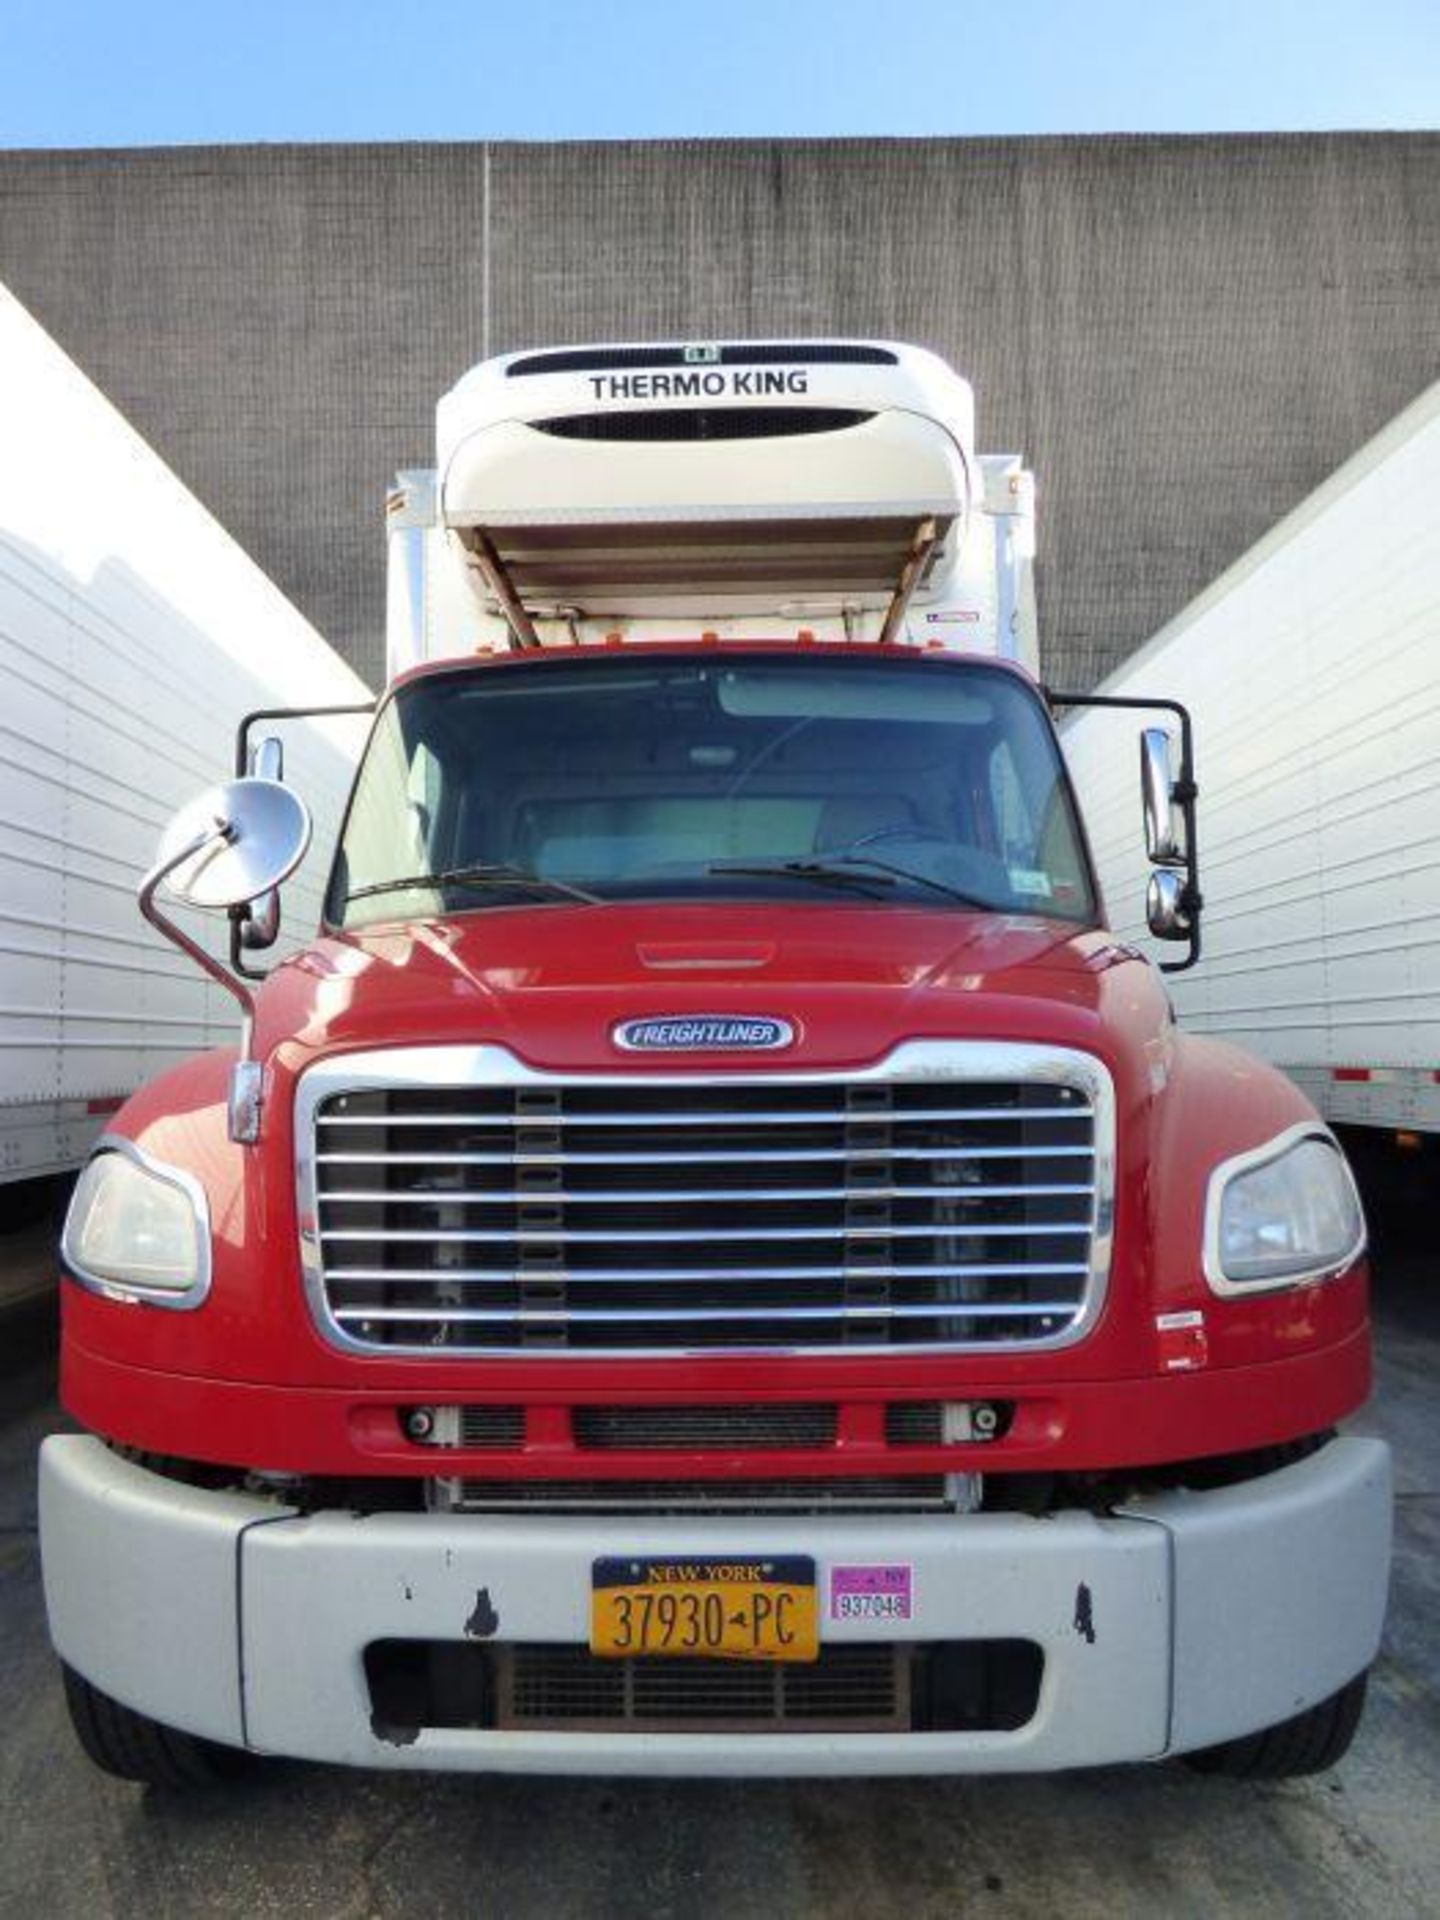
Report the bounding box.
[829,1564,913,1623]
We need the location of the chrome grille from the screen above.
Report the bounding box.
[298,1043,1112,1357]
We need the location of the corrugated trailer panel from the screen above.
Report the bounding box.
[1061,380,1440,1133]
[0,285,371,1181]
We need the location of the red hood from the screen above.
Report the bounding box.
[76,896,1362,1448]
[255,903,1161,1075]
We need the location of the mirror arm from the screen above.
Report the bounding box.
[229,700,376,983]
[138,825,262,1143]
[1046,688,1203,975]
[230,903,278,983]
[233,700,377,780]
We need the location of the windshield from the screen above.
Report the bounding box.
[327,653,1096,928]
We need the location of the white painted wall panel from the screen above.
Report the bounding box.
[0,285,372,1179]
[1063,379,1440,1132]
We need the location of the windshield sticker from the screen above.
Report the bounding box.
[1008,868,1053,897]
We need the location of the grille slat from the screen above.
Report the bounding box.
[318,1222,1089,1243]
[318,1146,1081,1165]
[316,1183,1094,1202]
[318,1103,1089,1127]
[327,1264,1087,1284]
[336,1299,1082,1326]
[308,1063,1104,1355]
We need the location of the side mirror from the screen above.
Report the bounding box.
[156,777,312,909]
[238,736,286,951]
[143,778,311,1150]
[1140,727,1185,864]
[1146,868,1193,941]
[1048,688,1202,974]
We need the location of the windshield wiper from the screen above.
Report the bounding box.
[825,853,990,908]
[345,863,602,906]
[707,859,897,897]
[710,855,988,907]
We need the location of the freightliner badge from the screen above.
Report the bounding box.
[613,1015,796,1053]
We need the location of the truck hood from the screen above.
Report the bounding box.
[260,903,1161,1074]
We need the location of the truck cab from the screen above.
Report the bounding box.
[41,342,1390,1784]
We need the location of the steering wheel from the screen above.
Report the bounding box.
[842,824,956,852]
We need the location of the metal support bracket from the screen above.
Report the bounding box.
[138,827,264,1143]
[877,516,940,648]
[460,528,543,650]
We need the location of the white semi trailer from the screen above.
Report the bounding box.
[1062,377,1440,1137]
[0,285,371,1187]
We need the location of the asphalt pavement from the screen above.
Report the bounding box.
[0,1245,1435,1920]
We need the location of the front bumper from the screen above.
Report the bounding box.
[39,1435,1391,1776]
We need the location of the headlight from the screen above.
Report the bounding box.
[1204,1127,1365,1294]
[62,1143,211,1309]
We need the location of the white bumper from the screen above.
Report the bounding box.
[39,1435,1391,1776]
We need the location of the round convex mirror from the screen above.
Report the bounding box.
[156,778,312,909]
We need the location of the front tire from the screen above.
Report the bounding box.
[61,1664,253,1788]
[1183,1671,1369,1779]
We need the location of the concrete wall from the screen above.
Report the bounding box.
[2,135,1437,689]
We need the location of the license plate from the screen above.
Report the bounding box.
[590,1555,818,1661]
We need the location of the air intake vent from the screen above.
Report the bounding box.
[533,408,872,444]
[508,344,900,376]
[363,1639,1044,1737]
[432,1476,954,1514]
[499,1643,907,1731]
[885,1402,946,1446]
[457,1405,524,1448]
[573,1403,838,1450]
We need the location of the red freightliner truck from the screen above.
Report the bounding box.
[40,342,1391,1784]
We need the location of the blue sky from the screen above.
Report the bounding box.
[1,0,1436,146]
